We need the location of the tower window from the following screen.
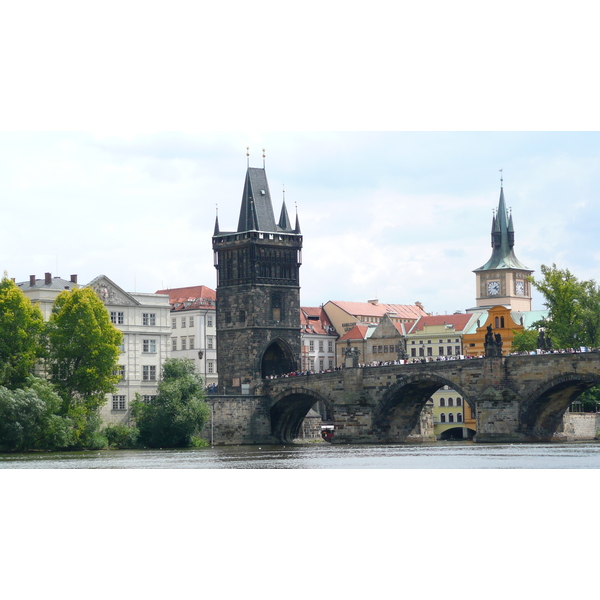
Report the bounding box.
[272,293,283,321]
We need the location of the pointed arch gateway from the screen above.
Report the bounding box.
[261,338,297,378]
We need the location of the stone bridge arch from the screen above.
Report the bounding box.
[373,373,472,442]
[260,338,297,379]
[269,386,334,443]
[519,372,600,439]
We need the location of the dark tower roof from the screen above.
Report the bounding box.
[278,199,292,232]
[475,187,531,272]
[237,167,278,233]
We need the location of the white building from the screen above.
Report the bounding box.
[300,307,338,372]
[155,285,218,389]
[18,273,172,425]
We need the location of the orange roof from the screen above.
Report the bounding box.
[328,300,427,321]
[155,285,216,311]
[338,324,371,341]
[300,307,336,336]
[410,313,473,333]
[156,285,216,303]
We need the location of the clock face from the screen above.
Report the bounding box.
[487,280,500,296]
[516,280,525,296]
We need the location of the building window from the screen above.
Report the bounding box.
[447,346,452,355]
[440,413,446,423]
[309,340,314,351]
[427,347,432,357]
[384,345,388,353]
[328,358,333,369]
[373,345,378,354]
[143,365,156,381]
[328,341,333,352]
[448,413,454,423]
[143,313,156,326]
[181,317,186,328]
[189,316,194,327]
[208,362,214,374]
[455,346,461,356]
[142,395,157,403]
[143,339,156,353]
[411,348,416,357]
[207,336,214,349]
[319,358,324,371]
[172,318,177,329]
[419,347,424,357]
[112,395,126,411]
[114,365,125,380]
[181,337,187,350]
[239,310,246,322]
[319,340,324,352]
[172,338,177,351]
[439,398,445,407]
[439,347,444,356]
[457,413,463,422]
[118,342,125,353]
[110,311,124,325]
[189,337,195,349]
[457,398,462,407]
[448,398,454,407]
[207,316,213,327]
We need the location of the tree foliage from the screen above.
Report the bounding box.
[131,358,210,448]
[0,377,75,451]
[530,264,600,349]
[45,287,122,429]
[510,328,538,353]
[0,275,45,389]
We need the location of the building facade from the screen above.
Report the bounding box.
[18,273,172,425]
[300,307,338,372]
[155,285,218,389]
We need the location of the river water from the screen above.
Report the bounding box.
[2,440,600,468]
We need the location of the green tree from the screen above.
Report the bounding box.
[0,275,45,389]
[45,287,122,435]
[510,328,538,353]
[0,377,75,451]
[529,264,600,349]
[131,358,210,448]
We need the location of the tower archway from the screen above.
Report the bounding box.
[261,338,296,379]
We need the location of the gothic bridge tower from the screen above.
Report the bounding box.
[473,181,533,312]
[212,164,302,391]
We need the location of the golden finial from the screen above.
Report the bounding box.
[262,148,266,168]
[246,146,250,167]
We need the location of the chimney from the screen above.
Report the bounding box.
[70,274,78,284]
[45,272,52,285]
[30,275,36,286]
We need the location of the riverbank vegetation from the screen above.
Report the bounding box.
[0,276,209,452]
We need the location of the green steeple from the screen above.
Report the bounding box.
[474,186,530,272]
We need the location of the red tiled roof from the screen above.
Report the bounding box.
[300,307,336,336]
[328,300,427,321]
[155,285,216,311]
[338,324,370,341]
[410,313,473,333]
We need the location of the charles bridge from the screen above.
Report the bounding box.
[205,352,600,445]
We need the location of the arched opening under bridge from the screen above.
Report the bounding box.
[520,373,600,440]
[270,388,334,443]
[375,375,472,443]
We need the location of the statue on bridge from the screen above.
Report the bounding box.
[537,329,553,352]
[485,325,503,357]
[397,336,408,361]
[344,340,361,368]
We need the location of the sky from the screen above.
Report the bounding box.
[2,131,600,315]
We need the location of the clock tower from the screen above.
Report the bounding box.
[473,183,533,311]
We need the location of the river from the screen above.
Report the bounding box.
[2,440,600,468]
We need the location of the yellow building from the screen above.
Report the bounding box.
[431,387,475,440]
